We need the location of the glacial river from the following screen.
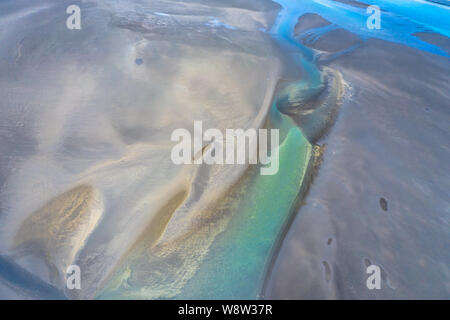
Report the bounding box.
[174,0,449,299]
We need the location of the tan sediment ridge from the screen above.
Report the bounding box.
[12,185,103,286]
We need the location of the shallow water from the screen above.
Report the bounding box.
[172,0,339,299]
[185,0,450,299]
[274,0,450,56]
[177,127,311,299]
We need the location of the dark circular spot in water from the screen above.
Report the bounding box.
[327,238,333,245]
[424,107,430,112]
[135,58,144,65]
[321,261,332,283]
[379,197,388,211]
